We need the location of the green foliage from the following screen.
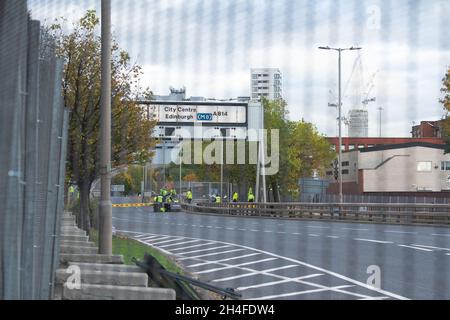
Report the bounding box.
[46,10,156,230]
[441,67,450,153]
[262,98,336,201]
[111,172,133,195]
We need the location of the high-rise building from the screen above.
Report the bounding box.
[250,68,282,100]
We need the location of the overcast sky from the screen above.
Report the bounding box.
[28,0,450,137]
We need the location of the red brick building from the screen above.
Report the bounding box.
[327,137,445,153]
[411,120,444,138]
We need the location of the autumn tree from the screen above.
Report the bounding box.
[441,67,450,153]
[262,99,336,202]
[49,11,156,231]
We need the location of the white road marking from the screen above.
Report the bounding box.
[135,234,157,239]
[212,265,299,283]
[194,258,277,275]
[177,245,232,256]
[410,244,450,251]
[143,236,171,242]
[236,274,324,291]
[138,235,164,241]
[309,234,320,237]
[151,238,185,245]
[354,238,393,244]
[115,229,409,300]
[327,236,339,239]
[250,230,260,232]
[158,240,201,248]
[432,233,450,237]
[187,253,262,268]
[293,233,302,235]
[251,285,354,300]
[398,245,433,252]
[384,230,417,234]
[225,228,235,230]
[169,242,217,252]
[343,228,369,231]
[177,249,246,261]
[264,230,272,233]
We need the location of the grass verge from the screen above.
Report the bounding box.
[89,229,200,299]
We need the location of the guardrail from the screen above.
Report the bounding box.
[181,202,450,226]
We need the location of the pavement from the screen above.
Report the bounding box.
[111,197,450,300]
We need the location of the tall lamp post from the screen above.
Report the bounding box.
[318,46,362,204]
[99,0,112,255]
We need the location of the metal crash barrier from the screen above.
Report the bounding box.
[181,202,450,226]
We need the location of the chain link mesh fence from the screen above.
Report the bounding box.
[0,0,68,300]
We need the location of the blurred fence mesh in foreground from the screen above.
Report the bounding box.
[0,0,68,300]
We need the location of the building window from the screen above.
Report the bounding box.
[417,161,432,172]
[441,161,450,171]
[342,161,349,167]
[358,145,365,149]
[348,144,355,150]
[342,169,349,175]
[367,144,375,148]
[252,74,258,79]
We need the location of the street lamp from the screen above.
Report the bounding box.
[99,0,112,255]
[318,46,362,204]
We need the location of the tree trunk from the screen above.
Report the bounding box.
[78,180,91,234]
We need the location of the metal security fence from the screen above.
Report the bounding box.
[0,0,68,300]
[299,193,450,204]
[183,202,450,226]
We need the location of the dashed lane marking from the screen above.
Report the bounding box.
[194,258,278,275]
[410,244,450,251]
[398,244,433,252]
[212,265,300,283]
[354,238,394,244]
[236,274,324,291]
[252,285,355,300]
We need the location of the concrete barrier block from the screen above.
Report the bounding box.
[60,245,98,254]
[63,284,176,300]
[60,235,88,242]
[60,230,87,237]
[60,240,96,248]
[60,254,124,264]
[56,269,148,287]
[68,262,146,273]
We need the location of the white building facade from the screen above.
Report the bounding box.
[326,142,450,193]
[250,68,282,100]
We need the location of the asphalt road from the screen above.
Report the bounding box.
[111,198,450,300]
